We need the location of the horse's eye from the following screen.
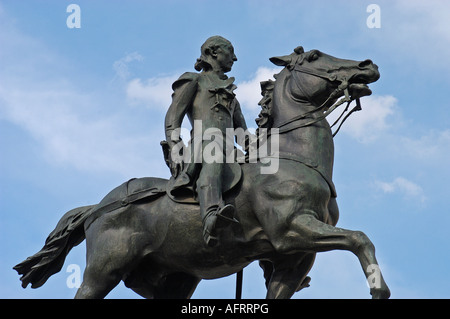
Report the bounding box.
[310,52,319,61]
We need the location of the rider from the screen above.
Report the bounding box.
[164,36,249,247]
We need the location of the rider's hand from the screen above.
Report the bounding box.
[168,139,185,178]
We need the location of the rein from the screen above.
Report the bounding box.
[271,64,362,137]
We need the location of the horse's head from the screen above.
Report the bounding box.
[270,46,380,108]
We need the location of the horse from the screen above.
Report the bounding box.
[14,46,391,299]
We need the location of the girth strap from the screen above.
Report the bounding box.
[260,153,337,198]
[84,179,165,230]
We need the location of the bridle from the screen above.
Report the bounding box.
[272,60,363,137]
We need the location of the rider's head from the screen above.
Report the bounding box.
[195,36,237,73]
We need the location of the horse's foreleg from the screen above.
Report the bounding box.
[262,253,315,299]
[272,213,390,299]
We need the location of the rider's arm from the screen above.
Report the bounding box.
[164,72,199,148]
[232,100,249,148]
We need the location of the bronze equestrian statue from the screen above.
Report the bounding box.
[14,38,391,299]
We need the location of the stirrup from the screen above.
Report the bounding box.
[202,204,238,247]
[215,204,239,229]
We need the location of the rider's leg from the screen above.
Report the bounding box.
[196,159,235,247]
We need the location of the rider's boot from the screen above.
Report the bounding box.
[202,204,236,247]
[197,182,237,247]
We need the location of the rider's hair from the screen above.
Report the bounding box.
[195,36,232,71]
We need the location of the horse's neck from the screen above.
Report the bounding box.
[273,120,334,161]
[269,74,335,182]
[271,70,320,127]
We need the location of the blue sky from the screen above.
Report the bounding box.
[1,0,450,299]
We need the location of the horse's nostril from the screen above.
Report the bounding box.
[359,59,373,68]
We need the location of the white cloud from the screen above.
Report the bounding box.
[124,66,281,112]
[112,52,144,80]
[395,1,450,51]
[0,83,162,178]
[399,129,450,164]
[328,95,397,143]
[126,75,178,109]
[0,17,165,179]
[375,177,426,203]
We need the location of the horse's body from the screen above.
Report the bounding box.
[14,46,390,299]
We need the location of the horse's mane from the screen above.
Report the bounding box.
[256,46,306,130]
[255,78,276,130]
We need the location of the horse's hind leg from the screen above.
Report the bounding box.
[75,221,140,298]
[75,243,128,299]
[75,261,122,299]
[272,213,390,299]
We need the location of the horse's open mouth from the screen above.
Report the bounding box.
[348,82,371,99]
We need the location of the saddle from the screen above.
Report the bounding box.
[166,161,242,204]
[87,162,242,224]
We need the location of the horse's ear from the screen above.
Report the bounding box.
[269,55,292,67]
[294,46,304,54]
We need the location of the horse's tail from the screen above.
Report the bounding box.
[13,205,95,288]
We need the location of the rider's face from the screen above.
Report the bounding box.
[215,44,237,73]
